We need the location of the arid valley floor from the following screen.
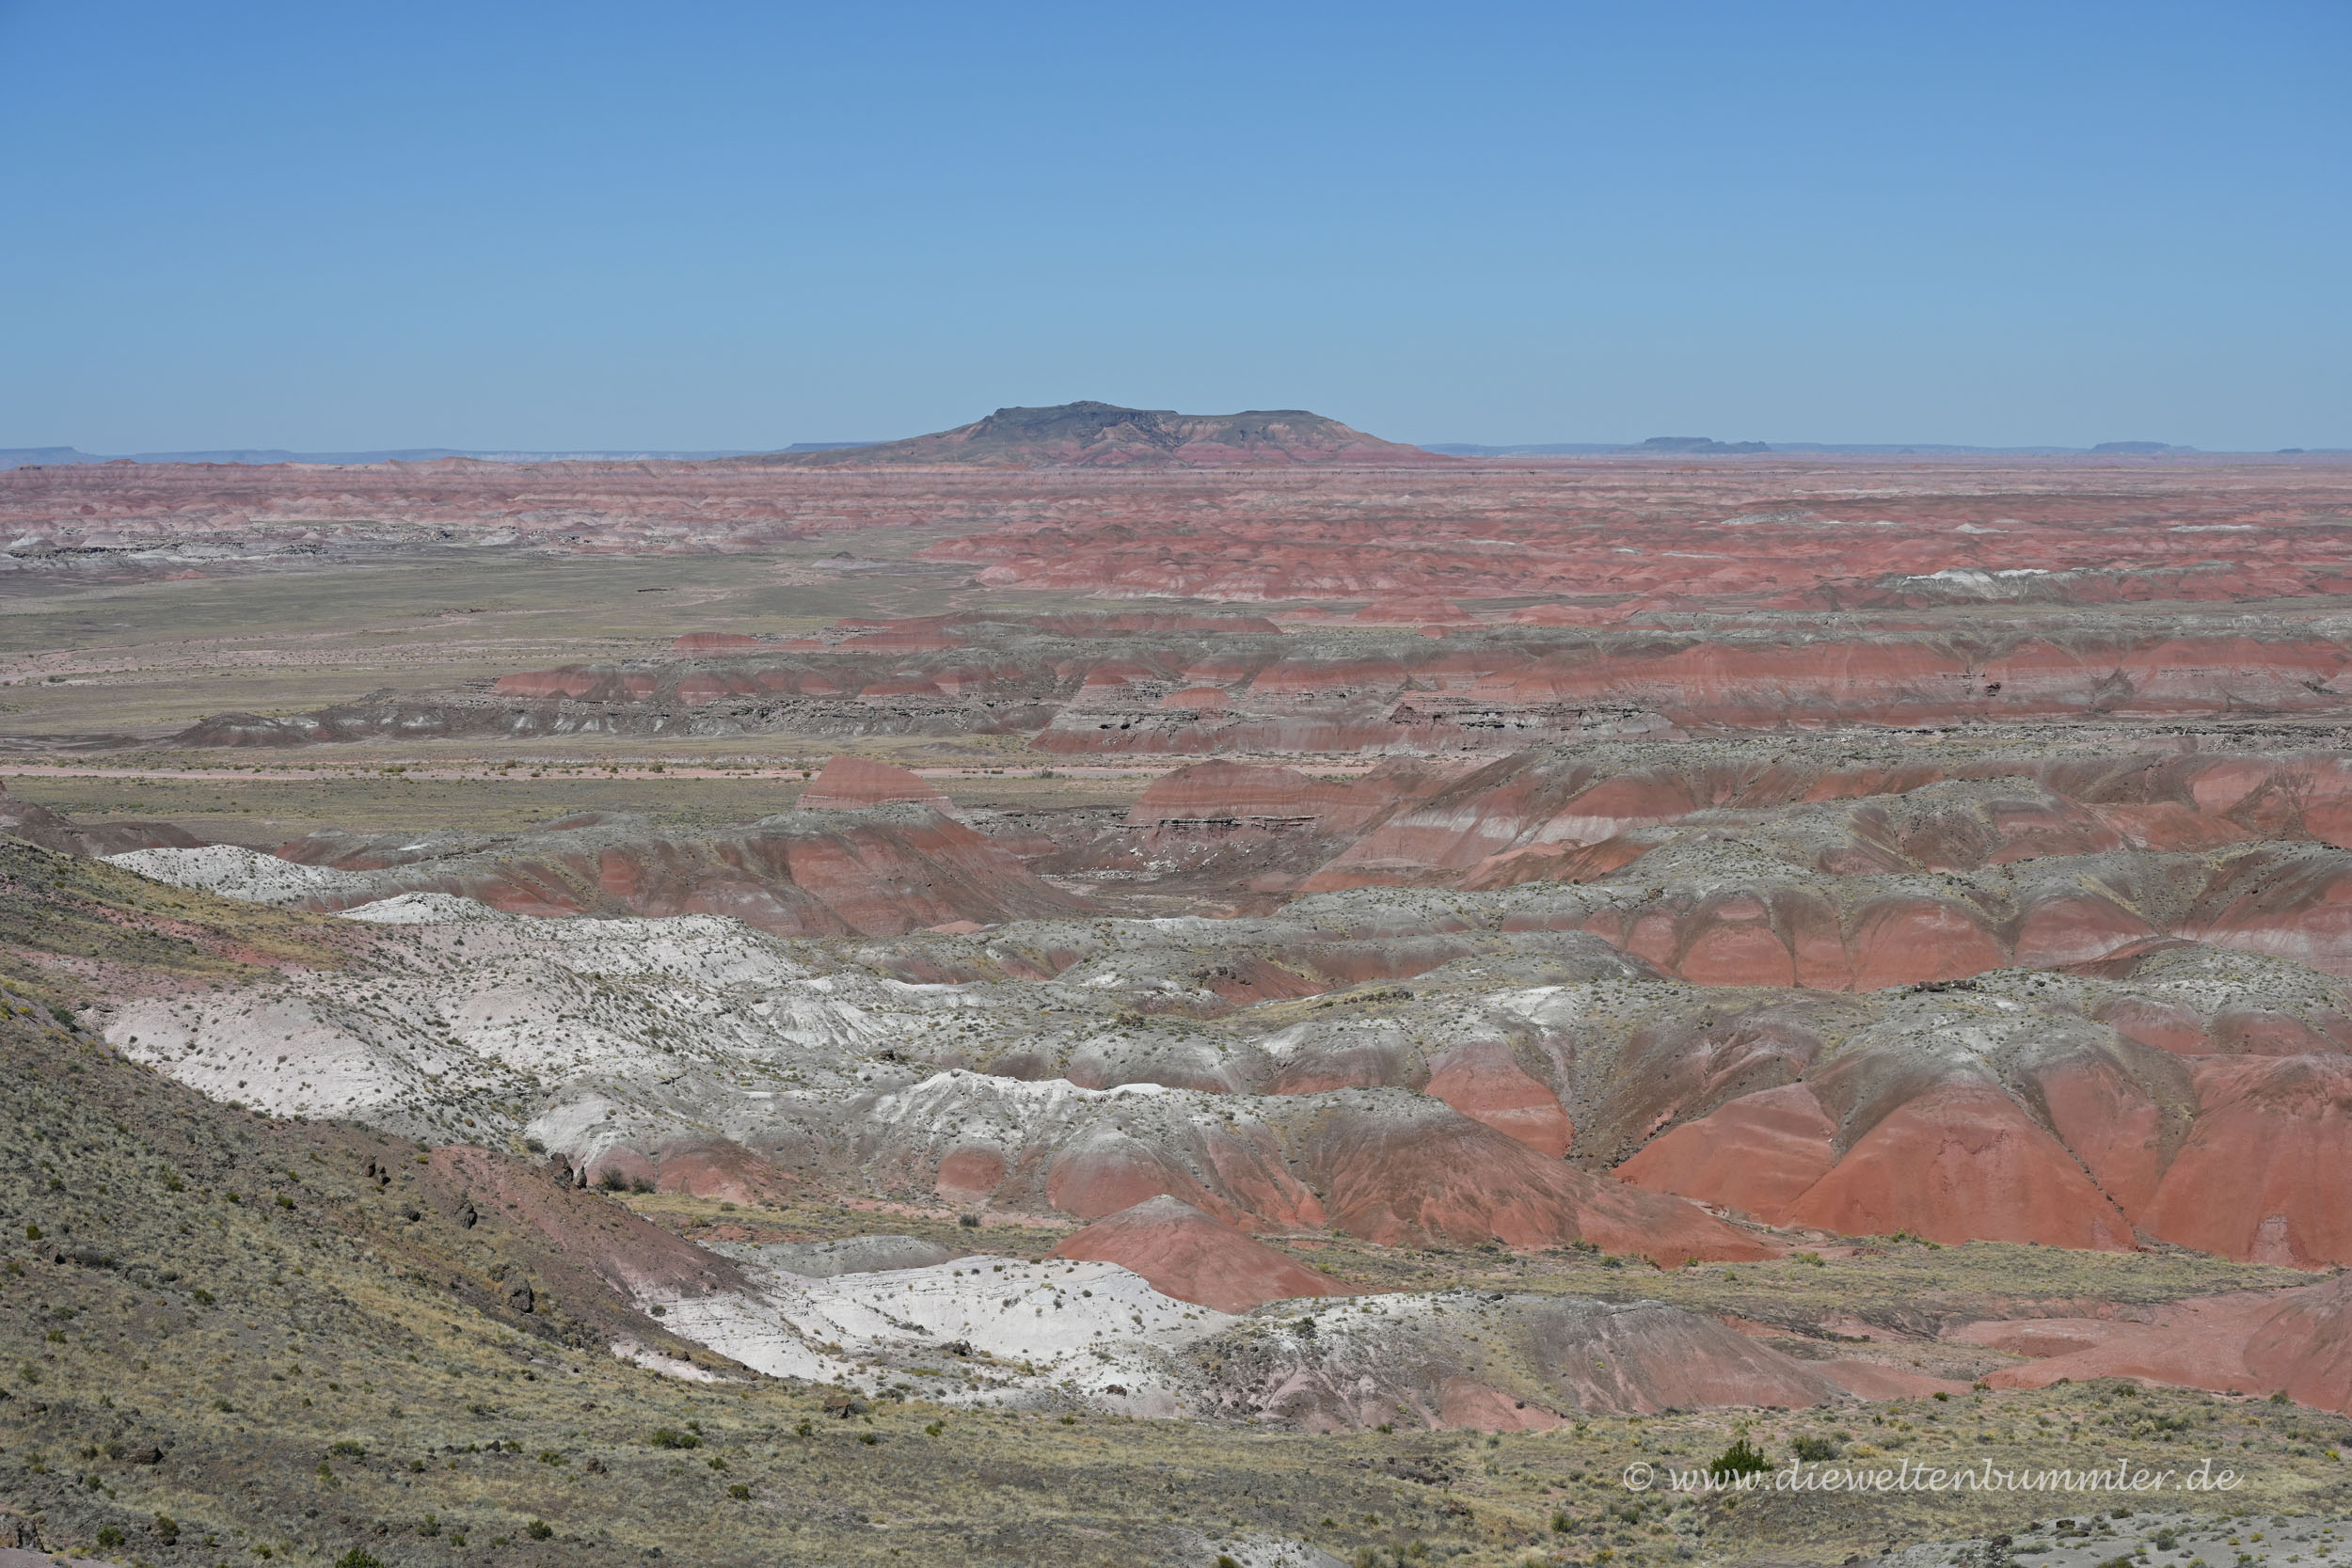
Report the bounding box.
[8,420,2352,1567]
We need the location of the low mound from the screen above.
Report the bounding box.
[799,754,951,811]
[1194,1293,1855,1429]
[1126,761,1361,828]
[1047,1196,1351,1312]
[1972,1273,2352,1415]
[0,781,201,858]
[738,1234,956,1278]
[121,805,1086,939]
[1352,595,1471,625]
[671,631,765,653]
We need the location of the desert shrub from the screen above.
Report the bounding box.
[1708,1438,1771,1481]
[1790,1435,1841,1462]
[335,1552,384,1568]
[727,1483,750,1500]
[526,1520,553,1540]
[650,1428,701,1450]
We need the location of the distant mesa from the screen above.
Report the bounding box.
[750,401,1451,469]
[2091,441,2192,455]
[797,753,951,812]
[1629,436,1771,455]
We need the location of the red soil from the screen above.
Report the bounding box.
[1965,1272,2352,1415]
[798,754,952,812]
[281,807,1086,937]
[1045,1195,1351,1312]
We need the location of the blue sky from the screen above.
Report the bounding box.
[3,1,2345,451]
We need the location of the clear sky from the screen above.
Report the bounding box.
[4,0,2346,451]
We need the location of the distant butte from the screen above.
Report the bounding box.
[749,400,1452,468]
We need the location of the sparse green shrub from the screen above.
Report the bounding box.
[1709,1438,1771,1481]
[330,1440,366,1458]
[334,1551,384,1568]
[1791,1435,1841,1461]
[727,1483,750,1499]
[153,1513,180,1543]
[856,1432,879,1446]
[649,1428,700,1449]
[95,1526,123,1549]
[526,1519,553,1540]
[191,1287,215,1305]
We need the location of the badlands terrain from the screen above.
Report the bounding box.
[7,415,2352,1565]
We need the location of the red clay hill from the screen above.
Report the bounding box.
[1047,1196,1353,1312]
[797,754,951,812]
